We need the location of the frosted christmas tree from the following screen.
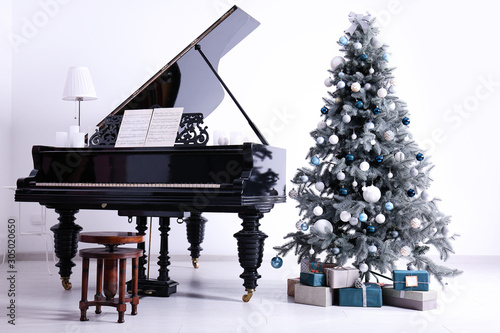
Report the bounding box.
[273,12,461,284]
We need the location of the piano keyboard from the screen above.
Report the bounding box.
[36,182,221,189]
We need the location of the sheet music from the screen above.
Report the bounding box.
[115,109,152,147]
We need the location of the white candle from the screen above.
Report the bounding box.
[71,132,86,148]
[213,130,229,145]
[55,132,68,147]
[230,131,243,145]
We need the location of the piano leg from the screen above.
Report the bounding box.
[185,212,207,268]
[50,209,82,290]
[234,211,268,302]
[134,216,148,280]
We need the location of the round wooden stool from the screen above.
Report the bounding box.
[78,232,144,323]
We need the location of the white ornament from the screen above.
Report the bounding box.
[337,81,346,89]
[352,180,358,187]
[316,137,325,145]
[377,88,387,98]
[369,67,375,74]
[442,226,450,237]
[400,246,412,257]
[340,211,352,222]
[421,190,433,202]
[353,41,362,50]
[351,82,361,92]
[363,185,382,203]
[336,171,346,181]
[351,133,357,140]
[410,218,421,229]
[313,206,324,216]
[342,114,351,123]
[335,97,342,104]
[329,134,339,144]
[314,219,333,233]
[388,102,396,110]
[368,245,378,253]
[324,78,333,87]
[370,139,376,145]
[394,152,405,162]
[349,217,358,226]
[410,167,419,177]
[359,161,370,171]
[375,214,386,224]
[317,121,327,130]
[404,135,410,141]
[388,171,393,179]
[370,37,383,48]
[315,182,325,191]
[359,263,369,272]
[384,130,395,141]
[365,122,375,130]
[364,83,372,90]
[330,56,345,70]
[388,85,396,94]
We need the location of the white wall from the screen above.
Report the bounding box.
[7,0,500,259]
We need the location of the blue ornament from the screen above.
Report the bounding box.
[355,100,364,109]
[346,154,354,162]
[391,230,399,238]
[271,256,283,269]
[375,155,383,163]
[359,213,368,222]
[300,175,309,183]
[339,36,348,45]
[373,107,381,115]
[382,53,390,61]
[321,106,329,114]
[300,222,309,231]
[360,54,368,61]
[416,153,424,161]
[311,156,320,165]
[331,247,341,255]
[407,189,416,197]
[339,188,348,196]
[367,225,375,233]
[385,202,394,211]
[402,117,410,125]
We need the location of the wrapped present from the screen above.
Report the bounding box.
[382,285,437,311]
[295,284,333,307]
[300,258,310,272]
[392,270,430,291]
[300,272,325,286]
[309,261,336,273]
[324,267,360,289]
[287,278,301,296]
[337,283,383,307]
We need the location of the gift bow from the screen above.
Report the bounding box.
[345,12,371,35]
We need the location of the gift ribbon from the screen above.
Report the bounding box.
[345,12,371,35]
[361,284,367,307]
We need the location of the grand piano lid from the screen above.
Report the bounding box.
[97,6,260,128]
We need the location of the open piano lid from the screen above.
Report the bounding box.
[97,6,259,128]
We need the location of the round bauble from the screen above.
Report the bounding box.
[317,121,327,130]
[321,106,329,114]
[377,88,388,98]
[416,153,425,161]
[365,122,375,130]
[391,230,399,238]
[339,188,348,196]
[388,171,393,178]
[331,247,341,255]
[315,182,325,191]
[410,218,421,229]
[352,180,358,187]
[375,214,386,224]
[300,222,309,231]
[330,56,345,70]
[394,151,405,162]
[385,202,394,211]
[270,256,283,269]
[335,97,343,104]
[314,219,333,233]
[324,78,333,87]
[442,226,450,237]
[351,82,361,92]
[359,212,368,222]
[337,80,346,89]
[360,54,368,61]
[375,155,383,163]
[407,264,417,271]
[370,139,376,145]
[407,189,416,197]
[295,220,303,230]
[349,217,358,226]
[402,117,410,125]
[373,107,381,115]
[355,100,364,109]
[300,175,309,183]
[369,67,375,74]
[351,133,357,140]
[313,206,324,216]
[388,102,396,111]
[339,36,348,45]
[410,167,419,177]
[340,211,352,222]
[382,52,390,61]
[364,83,372,90]
[345,154,354,162]
[366,225,375,233]
[368,245,377,253]
[360,161,370,171]
[311,156,320,165]
[359,263,369,272]
[384,130,395,141]
[363,185,381,203]
[288,188,298,199]
[421,190,433,202]
[342,114,351,123]
[329,134,339,144]
[316,136,325,145]
[400,246,412,257]
[353,41,362,50]
[370,37,383,48]
[337,171,346,181]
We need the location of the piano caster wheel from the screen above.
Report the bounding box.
[192,258,199,269]
[61,277,72,290]
[242,289,254,302]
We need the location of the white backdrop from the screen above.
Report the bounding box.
[4,0,500,260]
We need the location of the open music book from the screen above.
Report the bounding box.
[115,108,183,147]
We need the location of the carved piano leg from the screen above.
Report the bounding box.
[135,216,148,280]
[50,209,82,290]
[234,212,268,302]
[185,212,207,268]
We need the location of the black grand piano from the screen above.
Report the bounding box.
[15,6,286,302]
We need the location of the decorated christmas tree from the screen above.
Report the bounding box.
[273,12,461,284]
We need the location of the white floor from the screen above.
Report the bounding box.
[0,255,498,333]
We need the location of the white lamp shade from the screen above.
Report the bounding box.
[62,67,97,101]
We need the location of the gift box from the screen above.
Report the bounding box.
[300,259,336,273]
[295,284,333,307]
[287,278,301,296]
[392,270,430,291]
[324,267,359,289]
[300,272,326,286]
[300,258,310,272]
[382,285,437,311]
[337,283,383,307]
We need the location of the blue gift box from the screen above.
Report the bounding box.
[337,283,382,307]
[392,270,430,291]
[300,272,326,286]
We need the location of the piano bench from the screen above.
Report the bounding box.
[79,247,143,323]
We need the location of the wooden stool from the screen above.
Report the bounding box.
[78,232,144,323]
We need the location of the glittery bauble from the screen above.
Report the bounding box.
[331,247,341,255]
[313,206,324,216]
[324,78,333,87]
[315,182,325,191]
[394,151,405,162]
[385,202,394,211]
[340,211,351,222]
[300,175,309,183]
[368,244,377,253]
[271,256,283,269]
[351,82,361,92]
[360,54,368,61]
[288,188,298,199]
[337,80,346,89]
[316,136,325,145]
[355,100,364,109]
[402,117,410,125]
[407,189,416,197]
[345,154,354,162]
[373,107,381,115]
[317,121,327,130]
[416,153,425,161]
[296,220,303,230]
[377,88,388,98]
[336,171,346,180]
[339,188,348,196]
[360,161,370,171]
[330,56,345,70]
[321,106,329,114]
[301,222,309,231]
[339,36,348,45]
[342,114,351,123]
[359,263,369,273]
[375,155,383,163]
[329,135,339,145]
[359,213,368,222]
[382,53,390,61]
[349,217,358,226]
[375,214,386,224]
[391,230,399,238]
[363,185,381,203]
[400,246,412,257]
[384,130,395,141]
[366,225,375,233]
[410,218,421,229]
[314,219,333,233]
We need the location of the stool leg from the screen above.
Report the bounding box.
[79,258,89,321]
[117,258,127,323]
[131,256,139,315]
[103,259,118,300]
[95,258,103,314]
